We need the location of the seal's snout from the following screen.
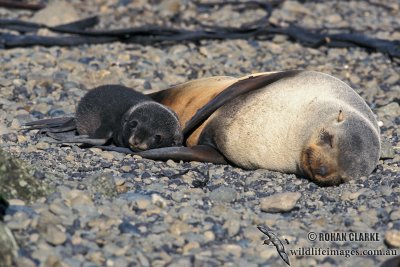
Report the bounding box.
[315,165,328,177]
[129,136,148,151]
[173,133,183,146]
[300,145,343,186]
[301,112,381,186]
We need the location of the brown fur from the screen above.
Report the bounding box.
[149,71,380,185]
[151,76,238,146]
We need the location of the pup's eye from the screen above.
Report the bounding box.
[130,121,138,128]
[154,134,162,144]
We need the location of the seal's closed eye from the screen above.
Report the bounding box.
[154,134,162,144]
[319,129,333,148]
[130,121,138,128]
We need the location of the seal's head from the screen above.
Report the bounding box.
[119,102,182,151]
[301,110,380,186]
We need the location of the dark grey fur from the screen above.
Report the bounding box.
[25,85,183,150]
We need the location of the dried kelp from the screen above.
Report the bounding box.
[0,1,399,62]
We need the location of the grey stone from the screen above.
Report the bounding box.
[15,257,36,267]
[209,186,237,203]
[385,230,400,248]
[223,219,241,237]
[44,225,67,245]
[0,148,51,202]
[390,210,400,221]
[168,257,192,267]
[380,139,395,159]
[260,192,301,213]
[85,173,118,198]
[0,123,10,136]
[31,1,80,27]
[0,222,18,267]
[378,102,400,118]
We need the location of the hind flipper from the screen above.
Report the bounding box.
[46,131,78,141]
[44,118,76,133]
[93,146,141,153]
[52,135,109,146]
[95,145,227,164]
[23,117,76,132]
[24,117,74,128]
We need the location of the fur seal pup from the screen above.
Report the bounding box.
[24,85,183,151]
[107,70,380,186]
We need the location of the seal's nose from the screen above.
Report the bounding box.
[173,133,183,146]
[129,136,148,151]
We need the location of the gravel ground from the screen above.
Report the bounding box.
[0,1,399,267]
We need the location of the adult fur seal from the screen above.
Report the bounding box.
[24,85,183,151]
[105,70,381,186]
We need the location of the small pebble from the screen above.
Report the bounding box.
[44,225,67,245]
[260,192,301,213]
[209,186,237,203]
[385,230,400,248]
[35,142,50,150]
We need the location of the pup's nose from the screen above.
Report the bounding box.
[129,137,148,151]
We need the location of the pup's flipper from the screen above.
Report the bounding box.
[93,146,139,153]
[46,131,78,141]
[23,117,76,132]
[51,134,108,146]
[183,70,302,138]
[95,145,227,164]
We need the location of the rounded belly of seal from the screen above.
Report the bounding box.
[212,86,309,172]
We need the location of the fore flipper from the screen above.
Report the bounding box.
[23,117,76,133]
[95,145,227,164]
[182,70,302,138]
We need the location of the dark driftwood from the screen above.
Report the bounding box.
[0,33,118,47]
[0,1,399,62]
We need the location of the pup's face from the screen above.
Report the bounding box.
[122,103,182,151]
[300,111,380,186]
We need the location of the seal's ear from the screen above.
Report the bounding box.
[93,145,227,164]
[182,70,303,140]
[337,110,344,122]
